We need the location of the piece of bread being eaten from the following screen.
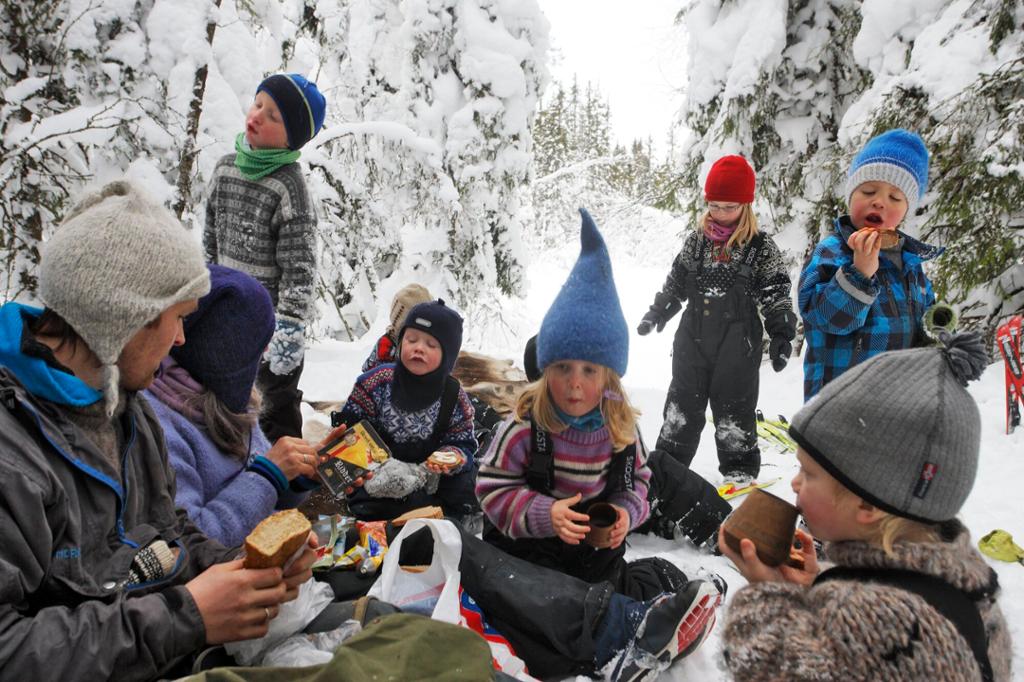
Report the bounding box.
[243,509,312,569]
[856,226,899,249]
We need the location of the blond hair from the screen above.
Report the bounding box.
[514,366,640,451]
[700,203,759,251]
[832,484,941,555]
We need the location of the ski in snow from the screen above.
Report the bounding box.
[756,410,797,453]
[718,477,781,500]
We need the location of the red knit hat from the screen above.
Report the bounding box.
[704,155,755,203]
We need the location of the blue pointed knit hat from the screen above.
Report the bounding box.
[845,129,930,217]
[537,209,629,377]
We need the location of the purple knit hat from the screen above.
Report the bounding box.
[170,264,275,413]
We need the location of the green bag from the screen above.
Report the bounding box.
[183,613,496,682]
[978,529,1024,565]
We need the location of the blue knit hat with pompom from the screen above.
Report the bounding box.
[537,209,629,377]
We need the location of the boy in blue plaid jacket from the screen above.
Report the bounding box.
[799,130,943,400]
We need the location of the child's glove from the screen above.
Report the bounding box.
[266,319,305,375]
[363,458,428,499]
[637,292,682,335]
[637,312,661,336]
[764,310,797,372]
[769,336,792,372]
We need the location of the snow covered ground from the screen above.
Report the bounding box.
[301,209,1022,680]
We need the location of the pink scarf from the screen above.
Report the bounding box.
[704,219,737,243]
[148,357,206,424]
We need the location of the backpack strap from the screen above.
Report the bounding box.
[525,418,636,497]
[427,376,462,451]
[602,442,636,495]
[690,232,710,280]
[815,566,993,682]
[526,419,555,494]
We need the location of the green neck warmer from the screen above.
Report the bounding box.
[233,133,300,181]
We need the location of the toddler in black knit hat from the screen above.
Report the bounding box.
[333,299,480,526]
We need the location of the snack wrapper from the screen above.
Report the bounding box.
[334,520,389,571]
[317,420,391,497]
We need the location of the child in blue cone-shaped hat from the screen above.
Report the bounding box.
[477,209,722,680]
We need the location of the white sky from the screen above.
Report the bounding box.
[538,0,688,151]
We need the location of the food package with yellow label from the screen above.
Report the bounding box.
[316,420,391,497]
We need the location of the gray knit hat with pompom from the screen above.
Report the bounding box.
[39,180,210,412]
[789,332,987,523]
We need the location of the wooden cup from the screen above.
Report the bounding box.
[584,502,618,549]
[721,488,800,567]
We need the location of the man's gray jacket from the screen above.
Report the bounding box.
[0,368,236,680]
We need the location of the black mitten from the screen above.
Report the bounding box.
[638,292,682,335]
[764,310,797,341]
[769,336,792,372]
[637,311,661,336]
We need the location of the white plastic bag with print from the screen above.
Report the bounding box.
[368,518,537,680]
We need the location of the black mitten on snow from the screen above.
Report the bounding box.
[769,336,792,372]
[637,291,682,335]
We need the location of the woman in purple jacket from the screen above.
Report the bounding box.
[144,264,330,547]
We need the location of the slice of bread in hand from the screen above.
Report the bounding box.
[243,509,312,569]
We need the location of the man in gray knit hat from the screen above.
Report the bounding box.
[0,181,317,680]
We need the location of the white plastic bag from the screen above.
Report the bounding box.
[367,517,462,622]
[225,578,335,665]
[368,519,537,681]
[259,619,364,668]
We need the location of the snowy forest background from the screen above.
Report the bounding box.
[1,0,1022,347]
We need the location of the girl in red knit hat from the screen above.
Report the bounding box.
[637,155,796,488]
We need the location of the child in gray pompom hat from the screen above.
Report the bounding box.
[718,333,1013,681]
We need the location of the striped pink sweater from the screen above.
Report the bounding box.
[476,417,651,539]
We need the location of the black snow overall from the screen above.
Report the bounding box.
[656,234,764,479]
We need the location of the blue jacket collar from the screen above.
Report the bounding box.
[0,303,103,407]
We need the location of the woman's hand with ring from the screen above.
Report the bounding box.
[264,436,319,481]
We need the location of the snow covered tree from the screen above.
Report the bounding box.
[1,0,152,299]
[296,0,549,339]
[1,0,550,346]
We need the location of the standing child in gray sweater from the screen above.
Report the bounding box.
[204,73,326,441]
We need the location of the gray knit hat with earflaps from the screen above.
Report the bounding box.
[788,332,988,523]
[39,180,210,413]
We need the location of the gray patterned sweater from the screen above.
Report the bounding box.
[203,155,317,331]
[723,521,1012,681]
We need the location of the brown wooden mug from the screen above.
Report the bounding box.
[584,502,618,548]
[721,488,800,567]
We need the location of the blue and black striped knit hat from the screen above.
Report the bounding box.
[256,73,326,150]
[537,209,629,377]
